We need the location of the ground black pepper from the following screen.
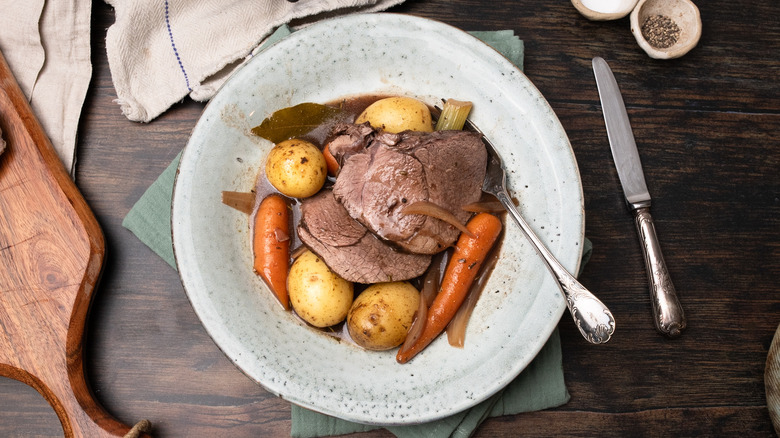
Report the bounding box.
[641,15,681,49]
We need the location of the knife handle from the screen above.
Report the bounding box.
[633,207,686,337]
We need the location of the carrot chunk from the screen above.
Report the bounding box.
[253,194,291,310]
[396,212,502,363]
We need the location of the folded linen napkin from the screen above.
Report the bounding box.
[0,0,92,175]
[122,27,586,437]
[104,0,408,123]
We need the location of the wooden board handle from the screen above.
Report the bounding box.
[0,50,148,437]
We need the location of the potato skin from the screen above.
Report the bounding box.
[347,282,420,351]
[355,97,433,133]
[288,250,354,328]
[265,139,327,198]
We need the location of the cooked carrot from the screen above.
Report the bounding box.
[253,194,291,310]
[396,212,502,363]
[323,144,339,177]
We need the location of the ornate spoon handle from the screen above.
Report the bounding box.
[633,207,686,337]
[497,191,616,344]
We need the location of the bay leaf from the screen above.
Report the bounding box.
[251,102,342,143]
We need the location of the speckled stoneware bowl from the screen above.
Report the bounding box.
[172,13,584,425]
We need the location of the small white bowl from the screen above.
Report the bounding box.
[630,0,702,59]
[571,0,639,20]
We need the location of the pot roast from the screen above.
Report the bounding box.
[333,126,487,254]
[298,189,431,283]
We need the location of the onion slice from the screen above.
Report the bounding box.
[446,244,501,347]
[461,200,505,213]
[420,255,443,307]
[401,201,474,238]
[399,293,428,355]
[399,254,444,354]
[274,227,290,242]
[290,245,308,260]
[446,284,481,348]
[221,191,255,214]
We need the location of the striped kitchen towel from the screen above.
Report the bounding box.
[104,0,406,123]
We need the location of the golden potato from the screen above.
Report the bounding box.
[355,97,433,133]
[347,282,420,351]
[288,250,354,328]
[265,139,327,198]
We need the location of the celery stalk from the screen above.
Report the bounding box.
[435,99,473,131]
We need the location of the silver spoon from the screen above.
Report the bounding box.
[471,121,615,344]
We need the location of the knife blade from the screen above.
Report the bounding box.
[592,56,686,338]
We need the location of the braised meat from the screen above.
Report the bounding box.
[326,123,375,169]
[333,128,486,254]
[298,190,431,283]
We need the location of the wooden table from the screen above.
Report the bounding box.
[2,0,778,436]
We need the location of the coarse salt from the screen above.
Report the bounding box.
[580,0,633,14]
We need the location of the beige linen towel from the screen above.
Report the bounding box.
[105,0,407,123]
[0,0,92,175]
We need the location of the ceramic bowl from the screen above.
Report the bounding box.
[172,13,584,425]
[571,0,639,20]
[630,0,702,59]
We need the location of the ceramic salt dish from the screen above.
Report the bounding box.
[571,0,639,20]
[630,0,702,59]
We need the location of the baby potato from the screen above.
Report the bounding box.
[265,139,327,198]
[355,97,434,133]
[288,250,354,328]
[347,282,420,351]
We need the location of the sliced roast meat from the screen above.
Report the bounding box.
[298,190,431,283]
[333,128,486,255]
[335,143,428,241]
[300,188,366,247]
[325,122,375,169]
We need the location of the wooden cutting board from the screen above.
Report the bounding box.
[0,51,147,436]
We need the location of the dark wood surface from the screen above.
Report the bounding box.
[1,0,778,436]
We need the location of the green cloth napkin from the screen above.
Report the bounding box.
[123,27,586,438]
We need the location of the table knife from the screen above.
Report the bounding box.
[592,56,686,338]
